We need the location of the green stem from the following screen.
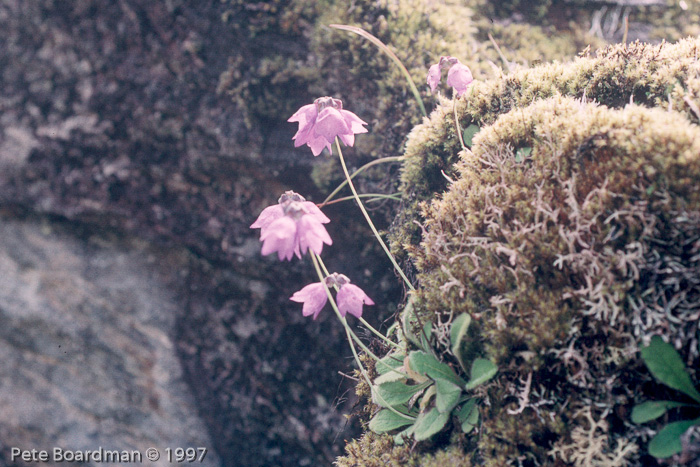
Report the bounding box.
[314,254,399,349]
[309,254,413,420]
[453,94,466,151]
[329,25,426,117]
[322,193,400,208]
[309,253,382,362]
[359,316,399,349]
[321,156,403,207]
[334,139,415,292]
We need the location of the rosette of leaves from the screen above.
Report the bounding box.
[368,312,497,443]
[631,336,700,458]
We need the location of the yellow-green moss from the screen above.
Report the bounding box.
[335,432,419,467]
[393,37,700,260]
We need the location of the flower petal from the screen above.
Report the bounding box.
[427,63,441,92]
[446,63,473,97]
[260,217,297,261]
[290,282,328,320]
[302,202,330,224]
[340,109,368,135]
[250,205,284,233]
[288,104,317,125]
[297,215,332,256]
[336,283,374,318]
[314,108,351,143]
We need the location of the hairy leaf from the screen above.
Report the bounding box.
[642,336,700,403]
[465,358,497,390]
[413,408,450,441]
[435,378,462,413]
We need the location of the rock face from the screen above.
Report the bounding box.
[0,218,219,467]
[0,1,372,466]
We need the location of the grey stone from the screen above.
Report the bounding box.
[0,218,220,467]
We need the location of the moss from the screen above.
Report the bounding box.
[336,431,479,467]
[335,432,418,467]
[341,32,700,467]
[392,37,700,260]
[409,94,700,464]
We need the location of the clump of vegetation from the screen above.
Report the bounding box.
[339,36,700,466]
[393,37,700,260]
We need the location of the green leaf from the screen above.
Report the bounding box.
[457,399,479,433]
[631,401,690,424]
[368,409,414,434]
[465,358,498,390]
[419,385,437,412]
[450,313,472,371]
[374,381,430,409]
[648,418,700,458]
[376,353,405,375]
[641,336,700,403]
[434,378,462,414]
[392,424,416,445]
[462,124,480,147]
[374,353,406,384]
[409,350,466,387]
[374,370,406,385]
[413,408,450,441]
[420,321,432,350]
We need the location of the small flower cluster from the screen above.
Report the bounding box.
[250,191,332,261]
[250,98,373,320]
[290,273,374,320]
[288,96,368,156]
[427,56,473,97]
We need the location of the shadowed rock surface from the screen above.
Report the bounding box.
[0,1,391,465]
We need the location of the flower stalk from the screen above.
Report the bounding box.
[334,139,415,292]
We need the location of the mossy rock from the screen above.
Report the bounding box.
[393,37,700,260]
[417,95,699,464]
[341,36,700,466]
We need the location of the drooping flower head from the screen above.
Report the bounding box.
[288,97,368,156]
[446,63,473,97]
[250,191,332,261]
[426,56,473,97]
[290,273,374,320]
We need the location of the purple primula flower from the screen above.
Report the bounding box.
[290,273,374,320]
[426,56,473,97]
[288,97,368,156]
[337,283,374,318]
[250,191,331,261]
[446,63,473,97]
[290,282,328,320]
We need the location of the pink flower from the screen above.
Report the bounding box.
[427,64,441,92]
[290,273,374,320]
[337,283,374,318]
[446,63,473,97]
[290,282,328,320]
[250,191,332,260]
[288,97,368,156]
[426,56,473,97]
